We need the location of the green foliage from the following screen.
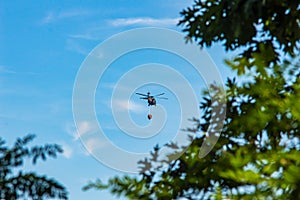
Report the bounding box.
[84,0,300,199]
[179,0,300,77]
[85,64,300,200]
[178,0,300,54]
[0,134,68,200]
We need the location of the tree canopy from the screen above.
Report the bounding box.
[179,0,300,53]
[179,0,300,76]
[84,0,300,199]
[0,134,68,200]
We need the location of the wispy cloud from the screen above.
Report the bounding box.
[100,83,134,92]
[85,138,109,154]
[68,33,99,41]
[61,143,73,159]
[65,39,89,55]
[65,121,95,140]
[109,17,180,27]
[68,26,109,41]
[64,121,111,156]
[41,9,92,24]
[0,65,40,76]
[113,99,146,113]
[76,121,94,139]
[68,17,179,42]
[0,65,16,74]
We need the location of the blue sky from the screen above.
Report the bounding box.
[0,1,234,199]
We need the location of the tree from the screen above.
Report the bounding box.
[84,0,300,199]
[178,0,300,75]
[0,134,68,200]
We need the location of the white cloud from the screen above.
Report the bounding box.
[0,65,16,74]
[67,26,108,41]
[113,99,146,113]
[109,17,180,27]
[100,83,134,92]
[65,122,75,137]
[65,39,89,55]
[85,138,109,154]
[76,121,93,138]
[65,121,95,140]
[64,122,107,157]
[42,12,55,24]
[41,9,92,24]
[62,143,73,159]
[68,33,99,41]
[67,17,179,42]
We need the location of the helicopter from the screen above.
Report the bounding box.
[136,92,168,106]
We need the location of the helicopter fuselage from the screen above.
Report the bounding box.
[148,97,156,106]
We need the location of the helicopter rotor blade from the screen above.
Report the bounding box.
[140,97,148,99]
[154,93,165,97]
[157,97,168,100]
[136,92,148,97]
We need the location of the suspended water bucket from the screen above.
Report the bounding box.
[147,114,152,120]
